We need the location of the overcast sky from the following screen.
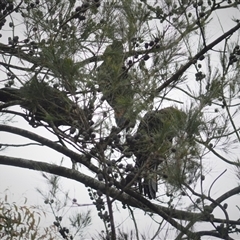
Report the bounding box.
[1,4,240,240]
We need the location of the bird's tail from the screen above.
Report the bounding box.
[144,177,158,199]
[142,162,158,199]
[139,157,164,199]
[0,87,21,102]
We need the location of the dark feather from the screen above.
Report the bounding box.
[0,87,21,102]
[0,80,89,128]
[128,107,187,199]
[97,41,135,129]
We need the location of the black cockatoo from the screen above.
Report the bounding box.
[0,78,89,128]
[127,107,187,199]
[97,41,135,129]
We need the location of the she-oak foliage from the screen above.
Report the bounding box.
[0,0,240,239]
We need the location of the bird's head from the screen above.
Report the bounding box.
[103,40,124,61]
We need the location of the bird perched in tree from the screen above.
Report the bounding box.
[97,41,135,129]
[0,78,89,129]
[127,107,187,199]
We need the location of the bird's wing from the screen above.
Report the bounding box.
[0,87,21,102]
[97,41,135,128]
[132,107,187,199]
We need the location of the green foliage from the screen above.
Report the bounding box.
[0,192,57,240]
[20,77,75,125]
[97,40,135,127]
[37,174,92,239]
[1,0,240,239]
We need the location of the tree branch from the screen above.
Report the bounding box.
[0,155,198,238]
[0,124,99,174]
[156,22,240,94]
[2,155,238,226]
[210,185,240,209]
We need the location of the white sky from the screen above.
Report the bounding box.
[0,3,240,240]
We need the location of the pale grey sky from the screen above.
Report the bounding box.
[1,4,240,240]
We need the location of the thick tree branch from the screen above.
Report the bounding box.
[0,154,197,238]
[156,22,240,94]
[196,230,234,240]
[1,155,239,228]
[0,124,99,174]
[210,185,240,209]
